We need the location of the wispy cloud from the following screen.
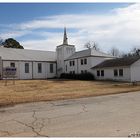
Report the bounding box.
[0,30,32,40]
[1,3,140,52]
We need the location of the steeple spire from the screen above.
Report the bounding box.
[63,27,68,45]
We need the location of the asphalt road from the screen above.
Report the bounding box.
[0,91,140,137]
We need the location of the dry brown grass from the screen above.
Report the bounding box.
[0,79,140,107]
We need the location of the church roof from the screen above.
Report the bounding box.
[65,48,114,60]
[0,47,56,62]
[92,56,140,69]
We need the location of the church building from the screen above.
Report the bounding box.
[0,28,140,82]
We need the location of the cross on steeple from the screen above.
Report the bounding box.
[63,27,68,45]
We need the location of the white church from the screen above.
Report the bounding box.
[0,28,140,82]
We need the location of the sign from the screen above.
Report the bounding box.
[3,67,17,78]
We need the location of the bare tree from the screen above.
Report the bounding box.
[121,47,140,58]
[109,47,120,57]
[84,41,100,51]
[84,42,92,49]
[131,47,140,56]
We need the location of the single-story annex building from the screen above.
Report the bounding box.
[91,56,140,82]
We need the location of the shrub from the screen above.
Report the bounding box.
[60,72,95,80]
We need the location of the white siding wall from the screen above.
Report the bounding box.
[64,46,75,59]
[64,56,111,74]
[56,47,64,74]
[2,60,56,79]
[46,63,56,78]
[64,59,78,73]
[19,62,32,79]
[32,62,46,79]
[56,45,75,75]
[92,67,131,81]
[77,58,91,73]
[130,59,140,82]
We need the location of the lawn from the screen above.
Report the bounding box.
[0,79,140,107]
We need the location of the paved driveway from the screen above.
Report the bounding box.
[0,91,140,137]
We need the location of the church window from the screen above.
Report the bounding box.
[97,70,100,76]
[114,69,118,77]
[119,69,123,76]
[101,70,104,76]
[73,61,75,66]
[81,59,83,65]
[38,63,42,73]
[10,62,15,67]
[69,61,72,66]
[50,64,53,73]
[84,59,87,64]
[69,60,75,66]
[25,63,29,73]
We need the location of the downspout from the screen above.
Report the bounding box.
[32,61,33,79]
[18,60,20,80]
[130,65,132,82]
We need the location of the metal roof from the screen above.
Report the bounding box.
[92,56,140,69]
[65,48,114,60]
[0,47,56,62]
[56,44,75,48]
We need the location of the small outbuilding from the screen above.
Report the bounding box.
[91,56,140,82]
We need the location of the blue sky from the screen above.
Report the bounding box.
[0,3,129,24]
[0,3,139,53]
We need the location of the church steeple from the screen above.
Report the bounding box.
[63,27,68,45]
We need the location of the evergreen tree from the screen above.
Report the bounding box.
[2,38,24,49]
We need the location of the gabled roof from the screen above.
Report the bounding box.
[65,48,114,60]
[56,44,75,48]
[0,47,56,62]
[92,56,140,69]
